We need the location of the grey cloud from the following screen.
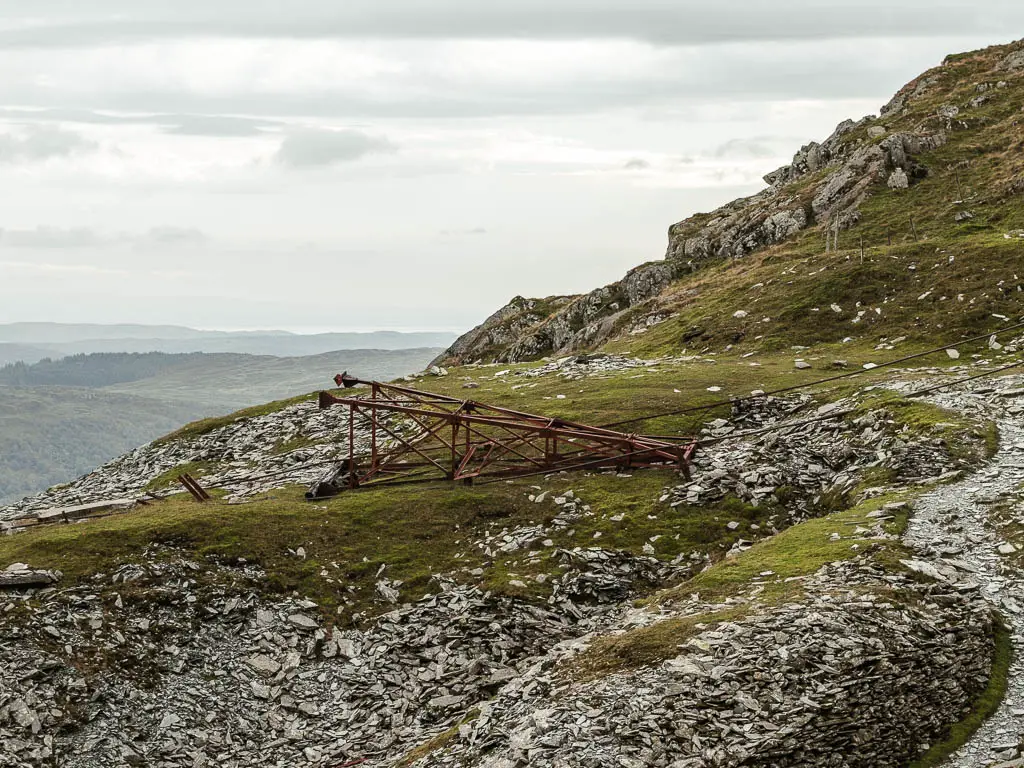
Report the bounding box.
[144,226,208,246]
[0,1,1019,46]
[0,225,210,249]
[0,125,97,163]
[274,129,396,168]
[624,158,650,170]
[0,226,103,248]
[31,62,889,122]
[439,228,488,237]
[161,115,279,137]
[0,33,996,123]
[711,137,798,160]
[0,108,279,137]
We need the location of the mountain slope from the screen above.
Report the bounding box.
[4,40,1024,768]
[437,39,1024,365]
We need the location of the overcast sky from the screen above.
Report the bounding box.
[0,2,1020,333]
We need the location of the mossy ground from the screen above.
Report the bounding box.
[0,468,782,624]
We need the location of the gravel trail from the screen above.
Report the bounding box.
[904,398,1024,767]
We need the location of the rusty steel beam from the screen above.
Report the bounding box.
[178,473,211,503]
[308,376,696,497]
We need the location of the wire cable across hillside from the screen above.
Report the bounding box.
[601,318,1024,430]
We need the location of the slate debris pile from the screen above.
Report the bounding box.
[413,557,995,768]
[0,397,380,526]
[1,549,994,768]
[550,548,680,612]
[514,354,666,380]
[0,555,597,768]
[0,535,697,768]
[670,393,966,522]
[466,489,689,612]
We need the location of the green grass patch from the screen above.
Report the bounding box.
[0,469,775,623]
[564,607,747,682]
[398,710,480,766]
[657,491,912,606]
[272,435,321,455]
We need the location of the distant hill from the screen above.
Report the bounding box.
[98,348,443,411]
[0,323,259,343]
[0,343,53,367]
[0,323,457,362]
[0,352,213,388]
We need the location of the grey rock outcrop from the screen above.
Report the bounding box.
[888,168,910,190]
[1001,48,1024,71]
[435,296,574,366]
[436,90,950,364]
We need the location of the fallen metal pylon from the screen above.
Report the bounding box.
[310,374,694,498]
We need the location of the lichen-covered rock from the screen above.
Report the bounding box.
[1001,48,1024,70]
[888,168,910,190]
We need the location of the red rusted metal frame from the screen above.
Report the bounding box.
[328,400,688,485]
[318,377,695,491]
[349,409,447,485]
[350,378,695,440]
